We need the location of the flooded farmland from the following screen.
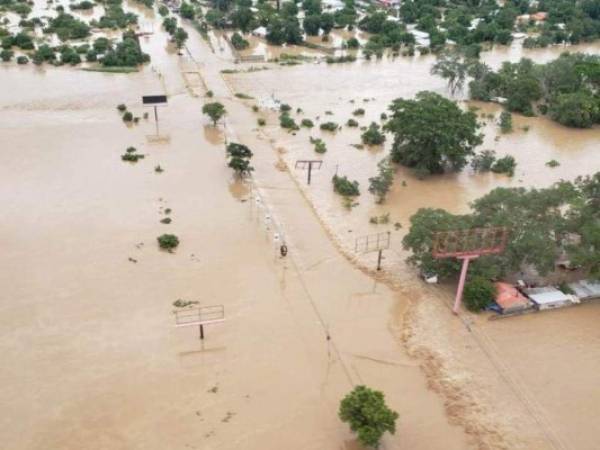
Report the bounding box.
[1,2,600,450]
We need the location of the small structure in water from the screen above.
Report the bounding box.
[567,279,600,302]
[493,282,532,314]
[522,287,575,311]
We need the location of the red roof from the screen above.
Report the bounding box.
[495,282,529,311]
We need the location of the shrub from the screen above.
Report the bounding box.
[463,277,495,312]
[346,37,359,49]
[332,174,359,196]
[122,111,133,122]
[202,102,226,126]
[0,49,13,61]
[280,113,299,130]
[471,150,496,172]
[121,152,144,162]
[301,118,314,128]
[280,103,292,113]
[226,142,254,175]
[160,217,172,224]
[158,5,169,16]
[339,385,398,448]
[352,108,365,116]
[346,118,358,127]
[117,103,127,112]
[546,159,560,168]
[361,122,385,145]
[491,155,516,176]
[499,111,513,133]
[257,118,266,126]
[157,233,179,250]
[368,158,394,203]
[231,32,249,50]
[312,138,326,153]
[155,165,164,173]
[320,121,338,131]
[16,55,28,64]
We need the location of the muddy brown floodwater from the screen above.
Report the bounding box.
[1,3,600,450]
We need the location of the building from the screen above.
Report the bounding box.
[523,286,574,311]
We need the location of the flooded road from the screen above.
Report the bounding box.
[2,4,600,449]
[1,8,469,450]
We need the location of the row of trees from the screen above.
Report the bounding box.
[403,173,600,281]
[433,52,600,128]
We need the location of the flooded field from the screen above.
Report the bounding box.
[2,3,600,449]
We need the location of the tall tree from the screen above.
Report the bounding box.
[384,91,482,176]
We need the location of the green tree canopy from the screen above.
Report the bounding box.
[384,91,482,176]
[339,385,399,448]
[202,102,226,126]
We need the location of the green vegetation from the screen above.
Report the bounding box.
[174,27,188,49]
[226,142,254,175]
[368,158,394,203]
[121,147,145,162]
[471,149,497,172]
[339,385,398,448]
[203,102,226,126]
[352,108,365,116]
[92,3,138,29]
[257,118,266,126]
[320,121,338,132]
[301,118,314,128]
[463,277,496,312]
[122,111,133,122]
[0,49,13,61]
[102,31,150,67]
[466,53,600,128]
[361,122,386,145]
[231,32,249,50]
[180,1,195,19]
[346,118,358,127]
[546,159,560,168]
[279,113,299,130]
[158,5,169,17]
[157,234,179,251]
[325,55,356,64]
[385,91,482,176]
[46,13,90,40]
[491,155,516,176]
[71,1,95,10]
[402,172,600,280]
[332,174,359,197]
[234,92,253,99]
[310,137,326,154]
[499,111,513,133]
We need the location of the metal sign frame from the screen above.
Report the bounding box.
[142,95,168,136]
[295,160,322,185]
[432,227,508,314]
[355,231,391,271]
[174,304,225,340]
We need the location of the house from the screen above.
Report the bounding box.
[523,286,573,310]
[494,282,532,314]
[568,279,600,302]
[252,26,267,38]
[531,12,548,22]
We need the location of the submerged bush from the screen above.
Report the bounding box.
[157,233,179,250]
[320,121,338,132]
[332,174,360,196]
[463,277,495,312]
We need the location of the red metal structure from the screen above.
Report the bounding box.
[432,227,508,314]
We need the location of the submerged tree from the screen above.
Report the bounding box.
[203,102,226,126]
[226,142,254,176]
[384,91,482,176]
[339,385,399,448]
[368,158,394,204]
